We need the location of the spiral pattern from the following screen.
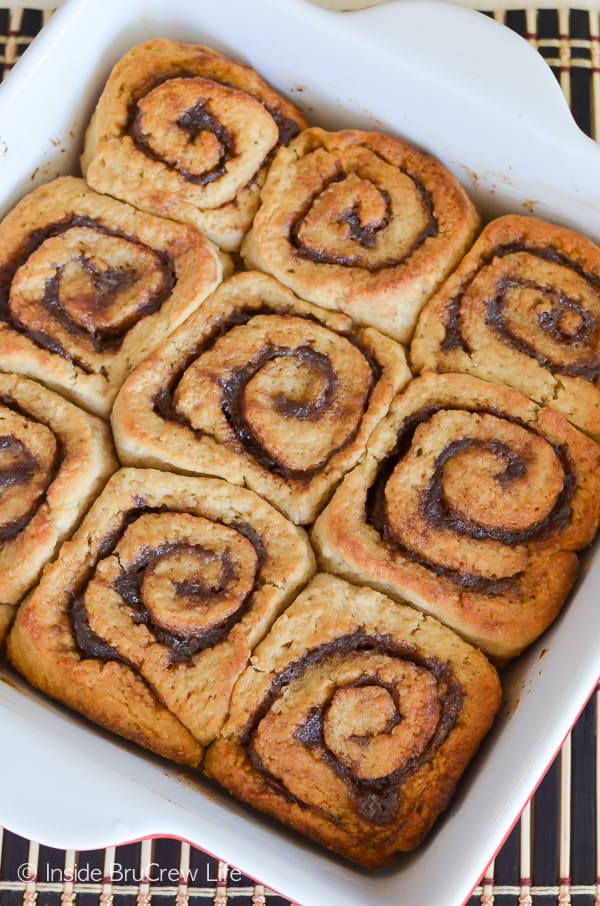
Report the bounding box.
[76,512,262,665]
[0,177,223,417]
[173,314,374,480]
[246,635,461,825]
[312,373,600,659]
[5,216,174,374]
[444,250,600,378]
[242,128,480,343]
[371,407,574,589]
[0,399,58,543]
[131,77,277,200]
[411,216,600,439]
[0,371,116,644]
[112,271,409,524]
[205,574,501,866]
[7,468,314,763]
[83,40,307,251]
[290,157,434,271]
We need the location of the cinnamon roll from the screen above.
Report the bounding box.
[411,216,600,440]
[7,468,314,764]
[312,373,600,660]
[205,573,501,867]
[111,271,410,525]
[82,40,307,252]
[242,127,480,343]
[0,372,116,644]
[0,177,225,417]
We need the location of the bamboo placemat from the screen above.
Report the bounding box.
[0,7,598,906]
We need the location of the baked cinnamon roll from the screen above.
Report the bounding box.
[312,373,600,660]
[0,372,116,643]
[205,573,501,866]
[242,127,480,342]
[0,177,225,417]
[111,271,410,524]
[411,216,600,440]
[82,40,307,251]
[7,468,314,764]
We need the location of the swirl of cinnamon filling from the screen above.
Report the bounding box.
[244,632,462,827]
[6,468,314,763]
[0,398,58,543]
[242,128,480,342]
[73,511,262,665]
[411,216,600,440]
[0,177,223,417]
[112,272,410,524]
[130,77,277,198]
[311,373,600,659]
[368,406,574,592]
[205,574,501,866]
[82,40,307,251]
[3,216,174,375]
[444,249,600,378]
[172,314,375,480]
[0,372,116,645]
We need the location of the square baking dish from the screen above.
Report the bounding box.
[1,2,600,904]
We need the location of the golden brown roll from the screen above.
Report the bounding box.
[0,177,225,418]
[7,468,314,765]
[82,39,307,252]
[312,373,600,660]
[0,372,116,644]
[111,271,410,525]
[411,216,600,440]
[242,127,480,343]
[205,573,501,867]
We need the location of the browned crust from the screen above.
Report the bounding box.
[312,372,600,660]
[0,176,225,417]
[242,127,480,343]
[411,215,600,440]
[205,574,502,866]
[82,39,308,252]
[0,372,117,644]
[7,468,315,765]
[111,271,411,524]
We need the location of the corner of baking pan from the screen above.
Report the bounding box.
[3,0,598,162]
[310,0,578,132]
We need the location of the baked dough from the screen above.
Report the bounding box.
[205,573,501,866]
[82,40,307,251]
[411,215,600,440]
[7,468,314,764]
[312,372,600,660]
[0,371,116,643]
[242,127,480,342]
[0,177,226,417]
[112,271,410,524]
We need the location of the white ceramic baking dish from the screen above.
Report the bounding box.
[1,1,599,903]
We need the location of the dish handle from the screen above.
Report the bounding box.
[303,0,593,145]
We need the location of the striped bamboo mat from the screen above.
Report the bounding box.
[0,7,598,906]
[482,8,600,139]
